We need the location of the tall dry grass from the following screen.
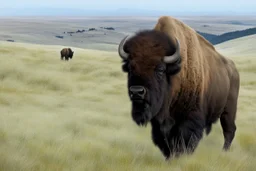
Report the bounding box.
[0,40,255,171]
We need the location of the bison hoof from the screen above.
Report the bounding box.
[165,155,171,161]
[222,145,231,151]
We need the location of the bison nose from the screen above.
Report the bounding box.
[129,86,146,99]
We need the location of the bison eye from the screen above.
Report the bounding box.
[154,66,166,79]
[122,61,129,72]
[155,65,166,73]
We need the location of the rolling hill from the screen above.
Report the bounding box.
[215,34,256,57]
[0,35,255,170]
[197,27,256,45]
[1,16,255,52]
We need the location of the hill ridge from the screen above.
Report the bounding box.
[197,27,256,45]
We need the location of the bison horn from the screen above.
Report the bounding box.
[163,38,181,64]
[118,35,131,60]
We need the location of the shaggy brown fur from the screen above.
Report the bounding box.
[153,16,212,109]
[60,48,74,61]
[123,30,177,77]
[119,16,240,159]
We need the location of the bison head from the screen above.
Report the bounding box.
[118,30,181,126]
[68,48,74,59]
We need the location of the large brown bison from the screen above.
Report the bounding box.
[60,48,74,61]
[118,16,240,160]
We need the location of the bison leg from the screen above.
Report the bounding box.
[220,70,239,151]
[220,94,238,150]
[220,113,236,151]
[205,123,212,135]
[151,119,171,159]
[65,57,69,61]
[177,112,205,154]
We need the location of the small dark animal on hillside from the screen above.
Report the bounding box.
[88,28,96,31]
[118,16,240,160]
[60,48,74,61]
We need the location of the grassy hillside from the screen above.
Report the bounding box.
[215,35,256,57]
[197,27,256,45]
[0,37,255,171]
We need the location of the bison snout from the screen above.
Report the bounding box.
[129,86,146,100]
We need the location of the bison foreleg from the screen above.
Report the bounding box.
[151,120,171,159]
[177,112,205,154]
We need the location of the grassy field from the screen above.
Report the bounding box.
[0,34,255,171]
[215,35,256,57]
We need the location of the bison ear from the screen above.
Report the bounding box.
[122,61,129,72]
[166,63,181,76]
[165,54,182,76]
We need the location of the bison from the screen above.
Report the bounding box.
[60,48,74,61]
[118,16,240,160]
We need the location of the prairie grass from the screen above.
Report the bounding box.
[0,38,255,171]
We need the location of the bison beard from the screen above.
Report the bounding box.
[118,16,240,160]
[131,101,151,126]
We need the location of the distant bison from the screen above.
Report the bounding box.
[118,16,240,160]
[60,48,74,61]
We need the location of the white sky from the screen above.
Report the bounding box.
[1,0,256,15]
[1,0,255,10]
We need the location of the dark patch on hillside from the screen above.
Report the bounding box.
[63,27,115,35]
[197,27,256,45]
[197,31,217,41]
[76,29,85,33]
[55,36,64,39]
[100,27,115,30]
[227,21,245,25]
[220,20,256,26]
